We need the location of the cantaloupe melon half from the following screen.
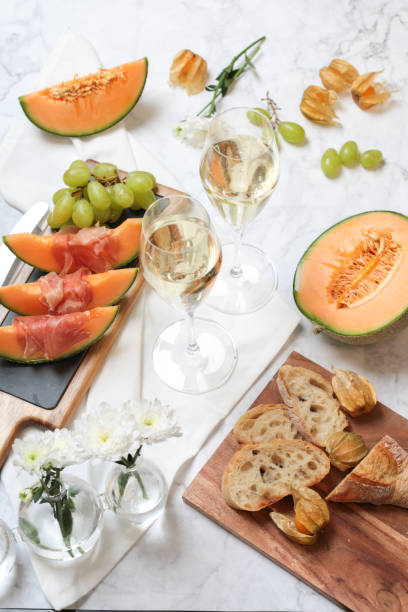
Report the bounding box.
[0,268,138,315]
[19,59,148,137]
[3,218,142,273]
[293,211,408,344]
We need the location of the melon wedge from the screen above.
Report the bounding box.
[19,59,148,137]
[293,211,408,344]
[3,218,142,273]
[0,268,137,315]
[0,306,119,364]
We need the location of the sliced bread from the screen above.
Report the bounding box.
[233,403,301,444]
[222,440,330,511]
[326,435,408,508]
[277,365,348,448]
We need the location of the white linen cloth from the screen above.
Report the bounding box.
[0,30,299,610]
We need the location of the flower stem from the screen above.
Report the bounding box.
[133,470,148,500]
[197,36,266,118]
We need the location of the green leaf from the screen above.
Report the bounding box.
[33,487,43,503]
[68,486,80,497]
[19,518,41,545]
[60,504,73,539]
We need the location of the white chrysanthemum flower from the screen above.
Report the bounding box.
[44,428,88,468]
[19,487,34,503]
[173,115,211,148]
[74,402,135,462]
[124,398,182,445]
[12,431,53,474]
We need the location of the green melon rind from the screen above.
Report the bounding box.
[293,210,408,344]
[18,58,148,137]
[0,305,119,364]
[2,235,140,273]
[0,268,138,315]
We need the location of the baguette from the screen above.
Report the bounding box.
[233,403,300,444]
[277,365,348,448]
[222,440,330,511]
[326,435,408,508]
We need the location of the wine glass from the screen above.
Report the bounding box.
[140,194,237,394]
[200,106,280,314]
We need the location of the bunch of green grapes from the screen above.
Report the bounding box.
[48,160,157,229]
[321,142,383,178]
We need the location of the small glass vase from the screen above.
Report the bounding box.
[18,474,103,561]
[105,459,167,524]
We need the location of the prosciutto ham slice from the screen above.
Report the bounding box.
[52,226,119,274]
[13,311,91,360]
[38,268,92,314]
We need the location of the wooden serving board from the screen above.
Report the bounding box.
[0,181,184,467]
[183,351,408,612]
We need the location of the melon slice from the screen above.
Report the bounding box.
[293,211,408,344]
[19,59,148,137]
[0,306,119,364]
[0,268,137,315]
[3,218,142,273]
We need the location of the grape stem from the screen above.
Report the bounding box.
[197,36,266,118]
[261,92,281,129]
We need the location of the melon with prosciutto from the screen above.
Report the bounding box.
[0,306,118,363]
[0,268,138,315]
[3,218,142,273]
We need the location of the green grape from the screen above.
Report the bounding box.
[47,211,61,229]
[87,181,111,210]
[339,141,359,167]
[63,165,91,188]
[126,171,155,195]
[321,148,341,178]
[93,162,118,180]
[247,107,271,126]
[72,199,95,228]
[70,160,90,170]
[52,193,75,225]
[82,184,89,200]
[112,183,134,208]
[278,121,305,145]
[93,206,112,224]
[52,188,72,205]
[109,204,124,223]
[138,171,156,189]
[131,189,156,211]
[106,185,115,200]
[360,149,383,170]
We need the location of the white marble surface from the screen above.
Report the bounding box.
[0,0,407,609]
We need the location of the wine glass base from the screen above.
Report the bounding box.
[152,318,237,394]
[206,243,278,314]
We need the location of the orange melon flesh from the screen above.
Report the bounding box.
[19,59,148,137]
[0,306,118,363]
[0,268,137,315]
[294,211,408,337]
[3,218,142,273]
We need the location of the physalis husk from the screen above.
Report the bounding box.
[350,71,392,110]
[169,49,207,95]
[319,59,359,93]
[300,85,339,124]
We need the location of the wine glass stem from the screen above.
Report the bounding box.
[185,312,199,354]
[231,228,244,278]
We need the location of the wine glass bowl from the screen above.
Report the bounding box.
[200,107,280,314]
[140,195,237,394]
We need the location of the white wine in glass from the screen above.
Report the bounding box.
[200,107,280,314]
[141,195,237,394]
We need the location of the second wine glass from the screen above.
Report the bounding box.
[200,107,280,314]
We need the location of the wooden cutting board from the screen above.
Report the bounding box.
[0,181,184,467]
[183,351,408,612]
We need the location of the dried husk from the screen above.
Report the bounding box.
[331,367,377,416]
[319,59,359,93]
[270,510,317,545]
[292,487,330,534]
[169,49,207,95]
[300,85,339,124]
[326,431,368,471]
[350,71,392,110]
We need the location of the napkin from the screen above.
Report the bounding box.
[0,30,300,610]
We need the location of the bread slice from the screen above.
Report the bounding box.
[222,440,330,511]
[277,365,348,448]
[326,435,408,508]
[233,403,301,444]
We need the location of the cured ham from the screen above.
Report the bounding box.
[38,268,92,314]
[52,226,119,274]
[13,311,91,360]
